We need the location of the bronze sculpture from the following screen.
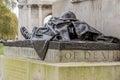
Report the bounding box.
[20,11,120,60]
[21,11,120,43]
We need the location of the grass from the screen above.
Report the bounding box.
[0,44,3,55]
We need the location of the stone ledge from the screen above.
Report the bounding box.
[4,56,120,66]
[4,46,120,62]
[4,46,40,60]
[3,40,120,50]
[4,40,120,62]
[71,0,90,3]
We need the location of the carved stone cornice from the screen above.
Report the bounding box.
[71,0,90,3]
[18,5,23,9]
[27,5,31,8]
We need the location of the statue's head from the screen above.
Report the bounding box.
[60,11,77,20]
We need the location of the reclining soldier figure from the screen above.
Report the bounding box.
[21,11,120,43]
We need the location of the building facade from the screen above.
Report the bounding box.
[18,0,55,39]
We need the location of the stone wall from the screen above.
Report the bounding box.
[4,57,120,80]
[53,0,120,38]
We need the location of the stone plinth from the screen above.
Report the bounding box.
[3,57,120,80]
[3,40,120,62]
[3,40,120,80]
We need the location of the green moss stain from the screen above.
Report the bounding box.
[59,66,116,80]
[0,43,3,55]
[3,57,120,80]
[59,67,94,80]
[4,58,28,80]
[94,66,114,80]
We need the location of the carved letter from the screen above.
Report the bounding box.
[84,51,91,60]
[65,53,73,60]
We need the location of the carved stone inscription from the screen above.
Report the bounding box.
[61,50,120,62]
[4,47,40,59]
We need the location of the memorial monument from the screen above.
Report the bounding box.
[3,11,120,80]
[20,11,120,60]
[3,0,120,80]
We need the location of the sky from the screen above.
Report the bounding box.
[12,2,18,17]
[13,6,18,17]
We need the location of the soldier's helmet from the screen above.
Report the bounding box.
[59,11,77,20]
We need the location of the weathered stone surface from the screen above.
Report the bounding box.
[4,46,40,60]
[3,57,120,80]
[71,0,89,3]
[4,57,29,80]
[4,40,32,48]
[4,40,120,50]
[4,40,120,62]
[4,47,120,62]
[45,49,120,62]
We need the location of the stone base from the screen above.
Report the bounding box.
[4,40,120,62]
[3,56,120,80]
[4,46,120,62]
